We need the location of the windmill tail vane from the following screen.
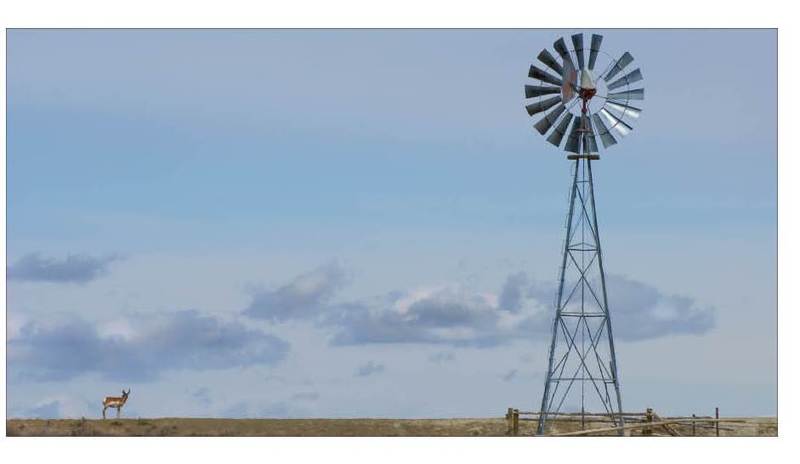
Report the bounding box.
[524,32,645,435]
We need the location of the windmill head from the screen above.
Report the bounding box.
[524,33,645,157]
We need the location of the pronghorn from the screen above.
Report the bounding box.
[102,389,130,419]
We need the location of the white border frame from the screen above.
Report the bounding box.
[1,0,794,462]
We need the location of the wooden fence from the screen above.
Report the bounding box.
[505,406,738,436]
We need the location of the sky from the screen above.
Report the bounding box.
[6,29,776,419]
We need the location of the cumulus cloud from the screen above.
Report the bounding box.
[8,310,289,381]
[10,397,97,419]
[499,272,528,313]
[7,253,120,284]
[324,272,714,346]
[604,275,715,341]
[327,286,518,347]
[354,361,385,377]
[238,263,714,347]
[244,262,348,322]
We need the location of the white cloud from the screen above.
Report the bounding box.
[8,253,121,284]
[9,310,290,382]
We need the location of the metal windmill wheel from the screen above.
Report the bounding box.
[525,33,644,157]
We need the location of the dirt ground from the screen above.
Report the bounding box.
[6,416,777,437]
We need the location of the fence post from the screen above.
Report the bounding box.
[513,409,520,436]
[641,408,653,436]
[715,407,720,437]
[692,414,696,436]
[506,408,513,435]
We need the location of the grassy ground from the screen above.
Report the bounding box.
[6,417,777,437]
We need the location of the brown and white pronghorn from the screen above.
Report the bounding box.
[102,389,130,419]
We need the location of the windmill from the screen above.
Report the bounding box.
[524,32,644,435]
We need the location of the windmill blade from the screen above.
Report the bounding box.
[584,115,599,153]
[598,108,633,138]
[607,88,645,101]
[604,52,634,82]
[537,49,564,76]
[561,59,577,104]
[563,117,582,153]
[534,103,566,135]
[571,33,585,70]
[607,68,643,91]
[525,96,561,116]
[591,113,617,148]
[547,113,573,147]
[588,34,603,70]
[605,100,642,120]
[529,65,563,87]
[553,37,576,73]
[525,85,561,99]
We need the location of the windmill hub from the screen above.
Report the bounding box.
[579,70,597,115]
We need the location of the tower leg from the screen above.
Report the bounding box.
[586,158,625,435]
[537,159,580,436]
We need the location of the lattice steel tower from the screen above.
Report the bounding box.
[523,33,644,435]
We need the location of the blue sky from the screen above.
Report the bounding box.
[7,29,776,419]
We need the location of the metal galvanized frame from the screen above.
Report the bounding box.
[536,104,625,437]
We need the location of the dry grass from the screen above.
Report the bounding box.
[6,416,777,437]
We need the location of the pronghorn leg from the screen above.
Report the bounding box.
[103,405,107,419]
[117,406,121,418]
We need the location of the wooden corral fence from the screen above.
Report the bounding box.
[505,406,741,436]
